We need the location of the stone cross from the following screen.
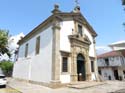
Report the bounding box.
[75,0,79,6]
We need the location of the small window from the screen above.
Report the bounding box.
[123,71,125,79]
[111,57,114,61]
[105,58,109,66]
[98,70,102,75]
[78,25,83,36]
[35,36,40,55]
[123,71,125,75]
[91,61,94,72]
[25,43,28,57]
[62,57,68,72]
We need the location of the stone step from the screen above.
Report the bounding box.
[67,81,106,89]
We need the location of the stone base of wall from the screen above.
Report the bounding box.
[13,77,99,88]
[13,78,67,88]
[13,77,30,83]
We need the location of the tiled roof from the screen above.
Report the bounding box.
[97,51,121,58]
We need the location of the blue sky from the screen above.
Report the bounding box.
[0,0,125,46]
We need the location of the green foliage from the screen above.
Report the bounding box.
[123,0,125,5]
[0,61,13,76]
[0,29,11,57]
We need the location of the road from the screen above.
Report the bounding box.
[0,86,20,93]
[0,87,125,93]
[113,89,125,93]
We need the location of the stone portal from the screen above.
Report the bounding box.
[77,54,86,81]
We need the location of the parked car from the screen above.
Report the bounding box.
[0,74,7,88]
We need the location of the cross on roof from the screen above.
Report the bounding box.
[75,0,79,6]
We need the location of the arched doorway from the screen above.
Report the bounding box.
[77,54,86,81]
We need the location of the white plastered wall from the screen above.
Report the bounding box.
[101,68,115,80]
[13,26,53,83]
[83,26,97,80]
[59,21,74,83]
[59,20,97,82]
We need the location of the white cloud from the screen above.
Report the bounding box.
[0,32,25,61]
[8,32,24,51]
[96,46,111,55]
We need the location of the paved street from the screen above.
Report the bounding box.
[0,87,20,93]
[112,89,125,93]
[7,78,125,93]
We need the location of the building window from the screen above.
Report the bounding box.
[25,43,28,57]
[105,58,109,66]
[98,70,102,75]
[62,57,68,72]
[35,36,40,55]
[123,71,125,79]
[91,61,94,72]
[110,57,114,61]
[78,24,83,36]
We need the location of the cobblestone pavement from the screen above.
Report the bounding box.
[0,86,21,93]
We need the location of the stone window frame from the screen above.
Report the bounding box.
[60,51,71,74]
[62,57,68,73]
[90,57,95,73]
[91,61,94,72]
[75,22,84,37]
[78,24,83,36]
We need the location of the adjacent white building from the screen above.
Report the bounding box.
[97,41,125,81]
[13,5,99,88]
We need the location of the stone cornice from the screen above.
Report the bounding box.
[68,34,91,49]
[18,12,97,45]
[18,15,62,45]
[60,50,71,57]
[57,13,97,37]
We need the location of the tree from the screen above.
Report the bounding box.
[0,61,13,76]
[0,29,11,57]
[122,0,125,5]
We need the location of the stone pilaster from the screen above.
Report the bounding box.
[71,47,78,82]
[51,23,61,85]
[93,38,100,81]
[85,51,91,81]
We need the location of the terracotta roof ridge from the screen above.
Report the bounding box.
[97,51,120,58]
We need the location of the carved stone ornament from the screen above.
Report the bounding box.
[68,34,91,49]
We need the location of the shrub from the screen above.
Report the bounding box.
[0,61,13,77]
